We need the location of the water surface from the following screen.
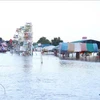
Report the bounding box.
[0,52,100,100]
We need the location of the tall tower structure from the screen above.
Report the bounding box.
[23,22,33,55]
[15,22,33,56]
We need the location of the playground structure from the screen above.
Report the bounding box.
[13,22,33,56]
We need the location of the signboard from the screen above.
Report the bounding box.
[82,37,87,39]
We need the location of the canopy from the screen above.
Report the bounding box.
[43,45,55,51]
[74,43,81,52]
[59,42,68,52]
[86,43,94,52]
[93,43,98,52]
[59,42,99,53]
[67,43,74,52]
[80,43,87,51]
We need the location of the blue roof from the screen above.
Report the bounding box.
[41,44,51,47]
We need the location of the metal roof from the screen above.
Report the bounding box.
[71,39,100,49]
[71,39,100,43]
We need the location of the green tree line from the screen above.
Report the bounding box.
[34,37,63,46]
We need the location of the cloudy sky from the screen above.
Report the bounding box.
[0,1,100,42]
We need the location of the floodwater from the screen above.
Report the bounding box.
[0,52,100,100]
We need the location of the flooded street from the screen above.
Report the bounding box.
[0,52,100,100]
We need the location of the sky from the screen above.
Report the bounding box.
[0,1,100,42]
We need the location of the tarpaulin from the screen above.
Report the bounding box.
[67,43,74,52]
[93,43,98,52]
[86,43,94,52]
[74,43,81,52]
[60,42,68,51]
[80,43,87,51]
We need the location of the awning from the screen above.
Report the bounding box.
[93,43,98,52]
[86,43,94,52]
[74,43,81,52]
[67,43,74,52]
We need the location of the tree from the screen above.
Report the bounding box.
[0,37,2,41]
[37,37,51,44]
[51,37,63,46]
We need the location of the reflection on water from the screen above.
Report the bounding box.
[22,56,33,73]
[0,52,100,100]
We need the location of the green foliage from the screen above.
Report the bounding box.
[0,37,2,41]
[51,37,63,46]
[37,37,51,44]
[37,37,63,46]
